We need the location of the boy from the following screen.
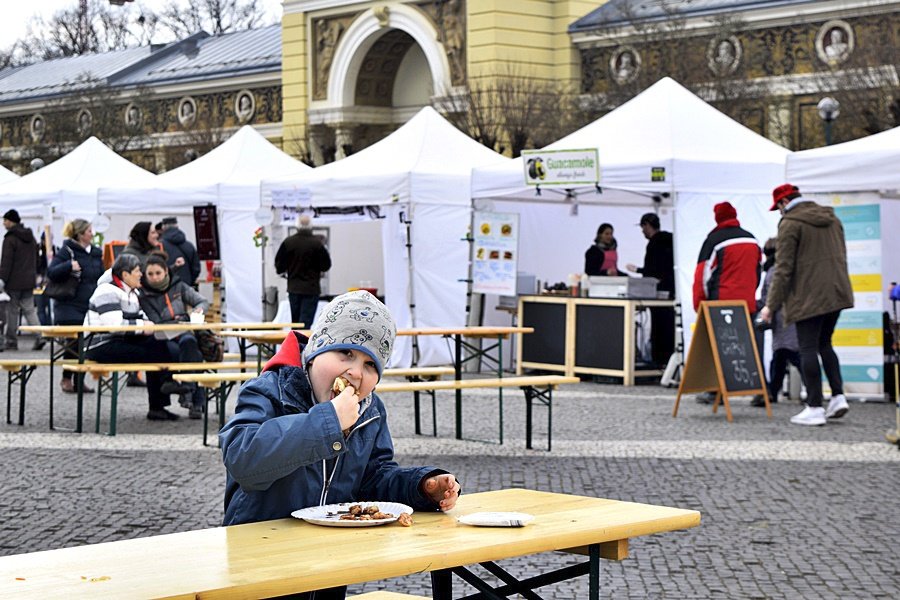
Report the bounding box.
[220,290,460,527]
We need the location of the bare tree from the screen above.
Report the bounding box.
[439,71,585,157]
[11,0,153,64]
[151,0,272,37]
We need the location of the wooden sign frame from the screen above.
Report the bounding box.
[672,300,771,422]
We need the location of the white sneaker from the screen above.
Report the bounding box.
[790,406,826,426]
[825,394,849,419]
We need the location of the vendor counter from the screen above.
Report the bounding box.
[516,295,677,385]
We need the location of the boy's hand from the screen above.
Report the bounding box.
[423,474,461,512]
[331,385,360,432]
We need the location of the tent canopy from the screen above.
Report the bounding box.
[0,137,155,218]
[261,106,507,367]
[471,77,788,203]
[99,125,312,214]
[261,106,503,207]
[786,125,900,192]
[0,164,18,184]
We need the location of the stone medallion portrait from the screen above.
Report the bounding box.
[707,35,742,76]
[816,20,854,64]
[77,109,93,135]
[124,103,142,130]
[178,96,197,127]
[609,46,640,85]
[235,90,256,124]
[30,114,45,142]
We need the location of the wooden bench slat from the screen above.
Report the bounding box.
[376,376,580,393]
[350,593,430,600]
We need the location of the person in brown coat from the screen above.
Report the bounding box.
[759,184,854,426]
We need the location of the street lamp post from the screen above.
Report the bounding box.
[817,97,841,146]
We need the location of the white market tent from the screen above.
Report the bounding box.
[98,125,313,324]
[0,164,18,184]
[471,77,790,350]
[0,136,155,219]
[261,106,506,367]
[786,124,900,192]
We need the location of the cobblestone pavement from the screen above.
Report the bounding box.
[1,348,899,598]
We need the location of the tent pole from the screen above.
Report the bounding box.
[403,207,419,365]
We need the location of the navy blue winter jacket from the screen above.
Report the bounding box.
[46,239,104,324]
[219,332,443,525]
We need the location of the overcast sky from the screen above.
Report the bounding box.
[1,0,283,49]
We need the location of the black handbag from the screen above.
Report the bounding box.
[44,247,80,301]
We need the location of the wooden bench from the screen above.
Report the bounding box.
[1,359,79,428]
[65,361,258,439]
[375,375,580,451]
[174,371,578,451]
[174,366,456,446]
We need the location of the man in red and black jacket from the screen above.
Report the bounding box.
[692,201,762,313]
[692,202,763,404]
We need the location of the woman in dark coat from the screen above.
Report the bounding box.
[121,221,162,266]
[46,219,104,394]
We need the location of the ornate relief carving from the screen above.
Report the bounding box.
[235,90,256,124]
[610,46,640,85]
[418,0,467,86]
[815,19,854,65]
[707,36,741,76]
[374,6,390,28]
[313,15,355,101]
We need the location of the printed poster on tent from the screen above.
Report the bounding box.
[472,211,519,296]
[833,204,883,395]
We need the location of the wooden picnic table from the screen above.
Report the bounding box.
[19,322,303,432]
[223,326,534,441]
[0,488,700,599]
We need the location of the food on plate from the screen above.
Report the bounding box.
[338,504,394,521]
[397,512,413,527]
[332,376,349,396]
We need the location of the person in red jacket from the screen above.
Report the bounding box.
[692,202,763,403]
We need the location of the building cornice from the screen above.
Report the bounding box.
[571,0,900,47]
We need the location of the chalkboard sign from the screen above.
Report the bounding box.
[193,205,220,260]
[673,300,770,422]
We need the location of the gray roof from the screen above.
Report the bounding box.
[0,24,281,106]
[570,0,823,32]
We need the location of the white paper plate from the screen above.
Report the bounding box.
[291,502,413,528]
[457,512,534,527]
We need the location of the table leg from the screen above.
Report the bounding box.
[431,569,453,600]
[76,333,85,433]
[49,337,55,428]
[18,366,28,426]
[455,333,463,440]
[497,335,503,445]
[589,543,600,600]
[5,371,11,424]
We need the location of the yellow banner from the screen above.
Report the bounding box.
[849,273,882,292]
[832,328,881,347]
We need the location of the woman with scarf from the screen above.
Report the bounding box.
[84,254,190,421]
[139,254,209,419]
[584,223,625,276]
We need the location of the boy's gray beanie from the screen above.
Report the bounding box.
[301,290,396,379]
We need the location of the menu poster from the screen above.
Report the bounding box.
[472,211,519,296]
[193,205,221,260]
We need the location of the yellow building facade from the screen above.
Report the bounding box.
[281,0,600,163]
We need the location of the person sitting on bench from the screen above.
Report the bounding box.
[139,254,210,420]
[84,254,191,421]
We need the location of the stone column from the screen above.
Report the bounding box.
[334,124,357,159]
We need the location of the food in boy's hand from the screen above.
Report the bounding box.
[397,512,413,527]
[332,376,349,395]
